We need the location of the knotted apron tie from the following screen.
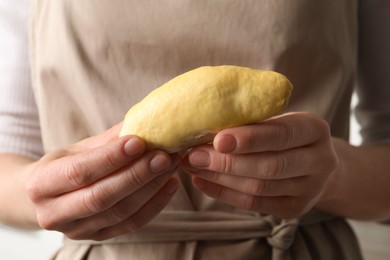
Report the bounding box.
[64,210,334,256]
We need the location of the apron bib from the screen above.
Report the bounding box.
[29,1,361,259]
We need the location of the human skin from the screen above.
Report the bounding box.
[1,112,390,241]
[0,123,180,240]
[182,112,390,221]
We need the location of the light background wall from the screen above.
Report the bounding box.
[1,93,390,260]
[348,95,390,260]
[0,225,62,260]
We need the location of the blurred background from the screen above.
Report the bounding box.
[0,225,62,259]
[1,95,390,260]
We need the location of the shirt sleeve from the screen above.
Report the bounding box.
[355,0,390,144]
[0,0,44,159]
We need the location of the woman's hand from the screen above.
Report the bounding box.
[182,112,338,219]
[27,124,179,240]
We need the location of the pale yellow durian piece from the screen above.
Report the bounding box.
[120,65,293,152]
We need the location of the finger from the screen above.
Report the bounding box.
[73,122,124,150]
[61,173,177,238]
[35,152,179,229]
[89,178,179,241]
[30,135,146,197]
[192,177,313,219]
[185,145,317,179]
[214,112,330,154]
[38,123,126,163]
[187,170,312,197]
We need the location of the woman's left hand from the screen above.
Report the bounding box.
[182,112,339,219]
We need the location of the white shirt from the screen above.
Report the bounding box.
[0,0,390,160]
[0,0,43,159]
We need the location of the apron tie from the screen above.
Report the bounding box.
[64,209,333,256]
[267,218,299,251]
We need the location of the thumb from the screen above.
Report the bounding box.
[75,121,125,149]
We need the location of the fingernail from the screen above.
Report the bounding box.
[216,134,236,153]
[189,150,210,168]
[150,154,171,173]
[124,137,145,156]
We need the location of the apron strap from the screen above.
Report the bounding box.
[64,209,335,256]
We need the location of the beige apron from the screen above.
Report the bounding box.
[29,1,362,259]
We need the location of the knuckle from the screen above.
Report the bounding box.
[83,186,110,213]
[206,172,219,183]
[36,212,59,231]
[276,121,295,148]
[125,166,146,187]
[315,117,331,138]
[33,200,65,231]
[214,185,224,200]
[64,158,92,187]
[100,149,118,172]
[107,206,129,223]
[148,177,165,191]
[27,165,54,202]
[259,153,287,179]
[26,177,43,202]
[275,154,288,177]
[248,179,268,196]
[220,154,234,173]
[261,180,271,195]
[305,114,331,142]
[36,216,51,230]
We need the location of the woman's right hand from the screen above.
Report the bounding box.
[26,124,179,241]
